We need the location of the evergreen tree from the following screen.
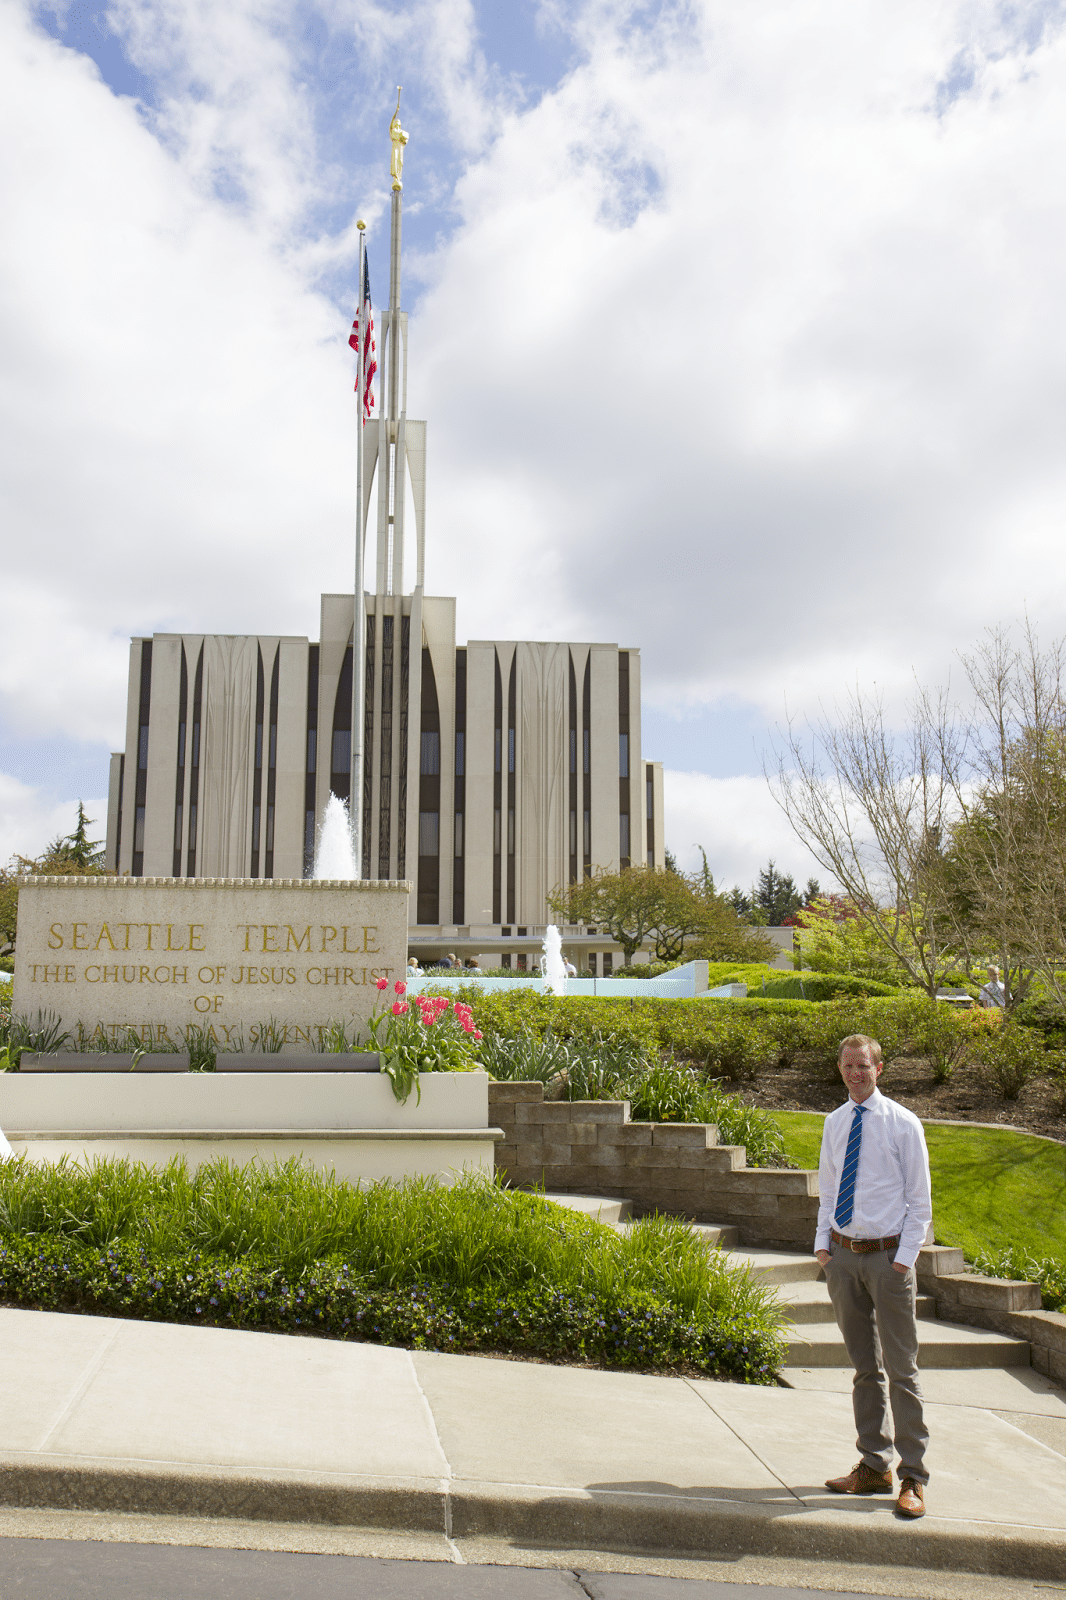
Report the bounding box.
[726,884,752,918]
[47,802,105,870]
[755,859,803,924]
[693,844,715,897]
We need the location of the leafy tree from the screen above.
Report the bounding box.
[791,895,910,983]
[549,865,773,966]
[664,848,680,875]
[548,866,668,965]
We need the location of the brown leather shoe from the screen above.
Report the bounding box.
[896,1478,926,1518]
[825,1461,894,1494]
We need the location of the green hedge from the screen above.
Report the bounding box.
[465,989,1013,1079]
[756,972,901,1001]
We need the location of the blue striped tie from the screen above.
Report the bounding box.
[834,1104,866,1229]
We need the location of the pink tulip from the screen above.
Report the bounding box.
[391,1000,409,1016]
[394,980,406,995]
[375,977,388,991]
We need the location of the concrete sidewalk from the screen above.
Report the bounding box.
[1,1307,1065,1582]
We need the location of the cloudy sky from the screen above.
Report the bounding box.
[3,0,1066,893]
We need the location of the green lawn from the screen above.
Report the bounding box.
[772,1111,1066,1261]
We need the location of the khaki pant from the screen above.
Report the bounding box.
[824,1243,929,1484]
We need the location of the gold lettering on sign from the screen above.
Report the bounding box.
[48,924,63,950]
[71,923,89,950]
[320,926,337,951]
[95,924,118,951]
[262,926,280,953]
[285,926,311,952]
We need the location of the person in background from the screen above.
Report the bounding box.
[978,965,1006,1008]
[407,956,422,976]
[564,959,577,977]
[816,1033,932,1520]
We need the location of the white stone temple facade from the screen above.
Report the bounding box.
[104,119,665,967]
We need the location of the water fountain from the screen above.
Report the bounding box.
[540,924,568,997]
[314,793,358,880]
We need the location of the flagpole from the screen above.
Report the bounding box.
[351,221,367,879]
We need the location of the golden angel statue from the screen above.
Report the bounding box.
[389,89,408,190]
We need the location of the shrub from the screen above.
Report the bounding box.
[1048,1056,1066,1116]
[701,1020,779,1084]
[971,1024,1047,1100]
[1013,997,1066,1051]
[905,1003,969,1084]
[0,1162,785,1383]
[752,1010,811,1067]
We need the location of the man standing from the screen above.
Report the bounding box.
[815,1033,932,1518]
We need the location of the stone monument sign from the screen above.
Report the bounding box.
[12,876,410,1050]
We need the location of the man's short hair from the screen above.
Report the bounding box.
[838,1033,883,1064]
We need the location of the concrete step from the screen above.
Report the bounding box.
[729,1246,824,1286]
[786,1318,1031,1369]
[542,1193,633,1227]
[687,1222,740,1250]
[774,1277,938,1324]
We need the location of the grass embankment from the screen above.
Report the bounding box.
[772,1110,1066,1300]
[0,1160,785,1383]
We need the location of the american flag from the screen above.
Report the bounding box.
[349,254,377,422]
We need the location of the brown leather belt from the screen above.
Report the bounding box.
[831,1229,900,1253]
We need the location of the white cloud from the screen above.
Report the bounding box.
[664,768,829,894]
[5,0,1066,855]
[0,774,108,866]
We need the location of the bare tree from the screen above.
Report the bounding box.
[939,625,1066,1007]
[771,623,1066,1007]
[769,688,965,996]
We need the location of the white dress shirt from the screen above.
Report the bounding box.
[814,1088,932,1268]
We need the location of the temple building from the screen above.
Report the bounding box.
[105,115,665,969]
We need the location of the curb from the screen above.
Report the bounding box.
[2,1455,1063,1582]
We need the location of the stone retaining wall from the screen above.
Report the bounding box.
[490,1084,1066,1379]
[489,1082,819,1249]
[917,1246,1066,1385]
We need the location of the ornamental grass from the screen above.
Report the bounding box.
[0,1160,785,1384]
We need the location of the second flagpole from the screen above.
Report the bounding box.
[351,221,367,879]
